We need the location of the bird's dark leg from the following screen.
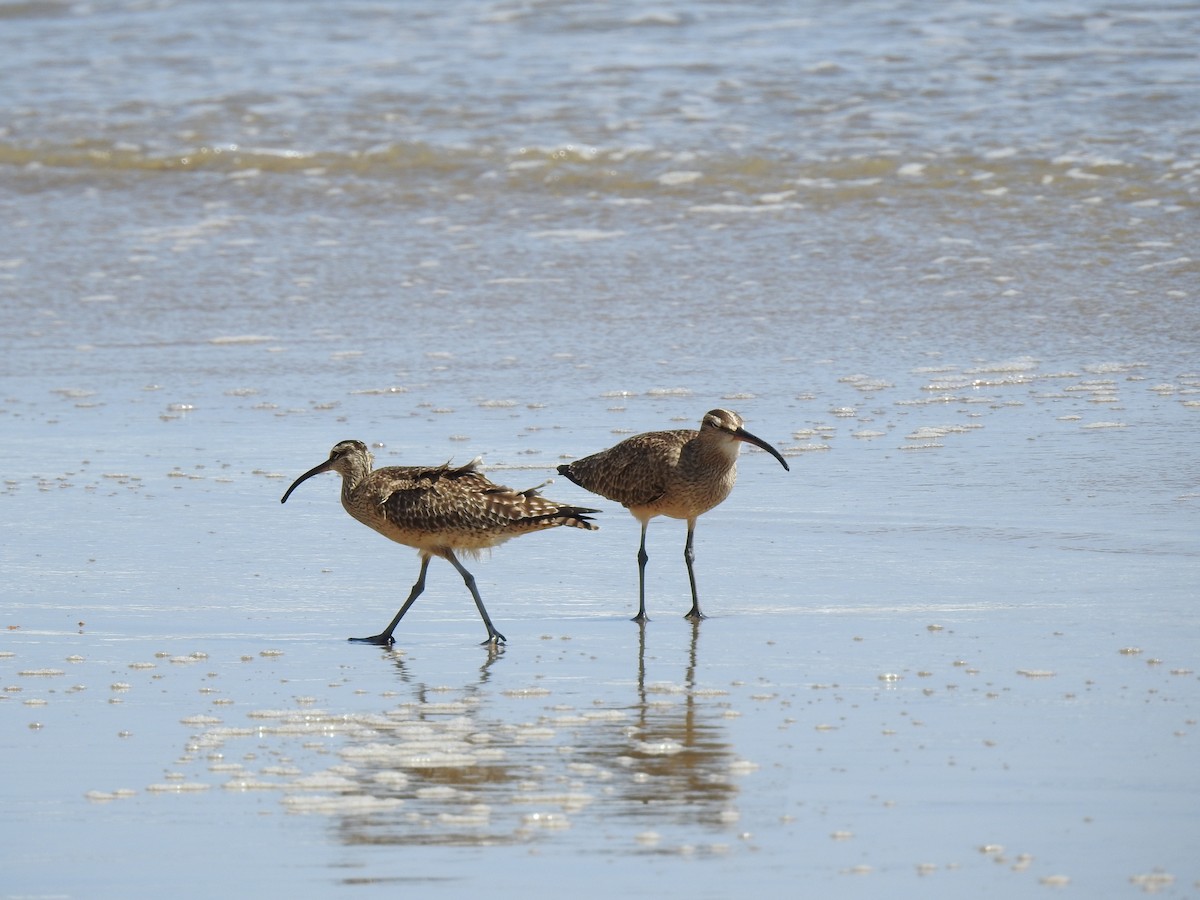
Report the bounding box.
[350,556,430,645]
[445,550,507,645]
[683,524,706,620]
[633,521,650,623]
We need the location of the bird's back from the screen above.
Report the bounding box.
[558,429,697,509]
[348,459,597,553]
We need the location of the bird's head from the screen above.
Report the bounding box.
[280,439,373,503]
[700,408,790,471]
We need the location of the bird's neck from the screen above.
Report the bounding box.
[339,457,374,495]
[690,435,741,472]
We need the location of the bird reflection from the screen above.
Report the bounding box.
[379,641,505,688]
[599,619,738,825]
[206,624,741,852]
[345,626,733,851]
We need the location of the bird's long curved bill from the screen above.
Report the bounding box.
[280,459,334,503]
[735,428,790,471]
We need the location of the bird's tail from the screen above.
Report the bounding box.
[530,504,600,531]
[555,463,580,486]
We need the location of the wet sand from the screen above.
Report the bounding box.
[3,364,1197,897]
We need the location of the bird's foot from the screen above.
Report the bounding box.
[683,608,707,621]
[349,633,396,646]
[480,631,507,646]
[631,612,650,624]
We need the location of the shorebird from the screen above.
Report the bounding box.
[281,440,599,645]
[557,409,789,622]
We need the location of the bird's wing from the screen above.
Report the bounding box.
[368,462,467,517]
[375,462,551,531]
[565,432,689,508]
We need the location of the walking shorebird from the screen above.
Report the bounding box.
[557,409,789,622]
[281,440,599,645]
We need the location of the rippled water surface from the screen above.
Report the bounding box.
[2,0,1198,896]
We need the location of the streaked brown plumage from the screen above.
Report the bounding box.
[557,409,789,621]
[281,439,599,645]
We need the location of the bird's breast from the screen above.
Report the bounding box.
[640,466,737,520]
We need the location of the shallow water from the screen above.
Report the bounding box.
[4,367,1197,897]
[2,0,1198,896]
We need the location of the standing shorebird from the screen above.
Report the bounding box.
[281,440,599,645]
[557,409,789,622]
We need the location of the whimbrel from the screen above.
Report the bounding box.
[557,409,789,622]
[281,440,599,645]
